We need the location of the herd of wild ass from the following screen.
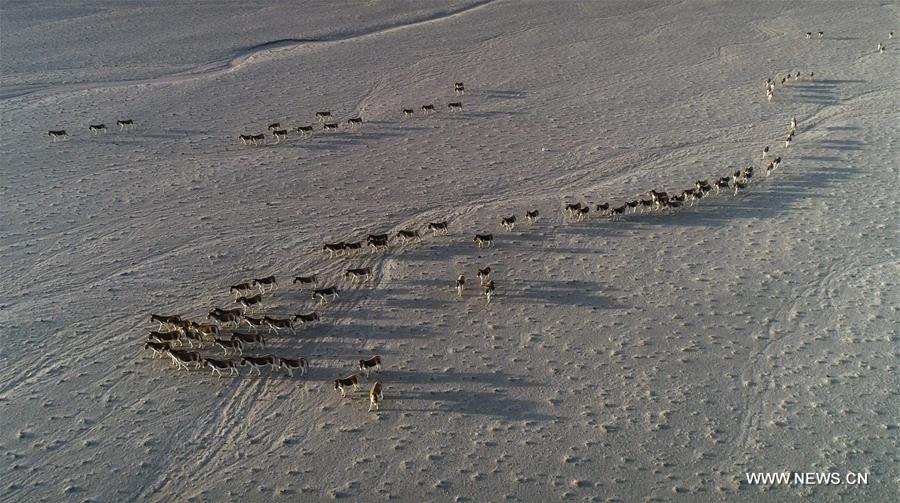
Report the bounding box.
[55,57,805,413]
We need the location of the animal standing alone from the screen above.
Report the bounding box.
[368,382,383,412]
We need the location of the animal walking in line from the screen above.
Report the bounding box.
[296,125,314,137]
[312,287,340,304]
[263,316,294,333]
[575,206,590,221]
[358,355,382,377]
[595,202,610,215]
[323,242,347,257]
[252,276,278,293]
[241,355,277,376]
[761,145,770,159]
[205,358,239,377]
[292,311,321,325]
[367,235,389,252]
[403,108,415,118]
[766,88,774,102]
[150,313,182,331]
[176,326,207,350]
[230,282,255,298]
[167,349,202,371]
[447,102,463,111]
[428,221,449,236]
[784,133,793,148]
[334,374,360,397]
[501,216,516,231]
[240,133,265,145]
[806,32,812,39]
[477,266,491,286]
[525,210,539,224]
[474,234,494,248]
[368,382,383,412]
[279,357,309,377]
[345,267,373,283]
[185,321,219,339]
[272,129,288,142]
[116,119,135,130]
[236,293,263,311]
[315,111,333,122]
[347,117,363,128]
[208,308,243,326]
[239,315,266,330]
[48,130,69,141]
[483,280,495,303]
[421,104,435,113]
[322,122,339,131]
[396,229,420,244]
[267,122,281,131]
[455,82,465,95]
[231,331,265,349]
[818,31,823,38]
[790,116,797,133]
[345,241,366,253]
[88,124,107,135]
[456,274,466,297]
[144,340,172,358]
[564,202,583,218]
[215,338,243,356]
[292,274,318,289]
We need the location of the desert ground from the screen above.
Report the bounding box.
[1,1,898,501]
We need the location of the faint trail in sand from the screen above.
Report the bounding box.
[0,0,500,103]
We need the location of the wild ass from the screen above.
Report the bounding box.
[240,355,278,376]
[358,355,382,377]
[292,274,317,289]
[292,312,320,325]
[428,221,449,236]
[334,374,360,397]
[477,266,491,286]
[474,234,494,248]
[252,275,278,293]
[48,130,69,141]
[312,287,339,304]
[236,293,263,311]
[345,267,373,283]
[484,280,495,303]
[368,381,383,412]
[396,229,420,244]
[204,358,239,377]
[279,357,309,377]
